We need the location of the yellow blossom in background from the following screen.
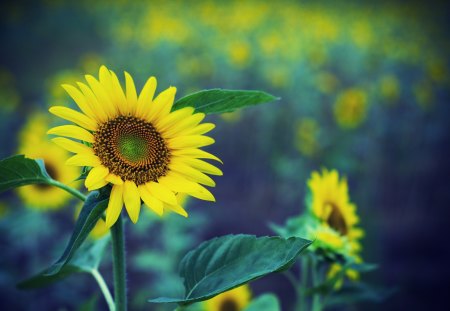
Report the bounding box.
[79,53,104,74]
[334,88,368,129]
[220,111,242,123]
[379,75,400,104]
[48,66,222,227]
[17,113,81,210]
[75,203,109,239]
[227,40,251,68]
[316,71,340,94]
[204,284,251,311]
[307,169,364,256]
[295,118,320,157]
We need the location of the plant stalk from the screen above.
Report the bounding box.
[91,269,115,311]
[111,213,127,311]
[48,179,86,201]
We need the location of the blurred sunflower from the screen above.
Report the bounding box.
[307,169,364,255]
[17,113,81,210]
[204,284,251,311]
[48,66,222,227]
[333,88,368,129]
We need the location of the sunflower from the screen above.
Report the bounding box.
[307,169,364,256]
[17,113,81,210]
[333,88,368,129]
[204,285,251,311]
[48,66,222,227]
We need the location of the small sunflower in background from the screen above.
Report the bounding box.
[204,284,251,311]
[48,66,222,227]
[333,88,368,129]
[306,169,364,285]
[307,169,364,255]
[17,113,81,210]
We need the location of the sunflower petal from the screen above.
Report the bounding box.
[178,158,222,176]
[146,86,176,120]
[109,70,128,115]
[162,113,205,138]
[77,82,108,122]
[49,106,97,131]
[123,180,141,224]
[168,135,215,149]
[156,106,194,131]
[157,173,200,193]
[135,76,157,118]
[51,137,92,154]
[172,148,223,163]
[85,75,117,118]
[165,203,188,217]
[125,71,138,114]
[146,182,177,205]
[106,185,124,228]
[85,166,109,190]
[61,84,95,119]
[47,125,94,143]
[105,174,123,185]
[138,184,164,216]
[181,123,215,136]
[66,153,101,167]
[169,162,216,187]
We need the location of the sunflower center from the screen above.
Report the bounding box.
[220,299,239,311]
[325,201,348,236]
[93,116,170,185]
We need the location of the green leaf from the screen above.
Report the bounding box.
[244,294,281,311]
[0,155,53,192]
[17,236,110,289]
[149,234,311,305]
[172,89,279,114]
[46,191,109,275]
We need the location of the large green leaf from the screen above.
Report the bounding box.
[244,294,281,311]
[172,89,279,114]
[46,191,109,275]
[17,236,110,289]
[149,234,311,305]
[0,155,53,192]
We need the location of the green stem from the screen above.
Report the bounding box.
[297,256,309,311]
[111,214,127,311]
[48,179,86,201]
[91,269,115,311]
[311,256,322,311]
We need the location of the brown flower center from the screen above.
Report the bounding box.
[93,116,170,185]
[220,298,239,311]
[325,201,348,235]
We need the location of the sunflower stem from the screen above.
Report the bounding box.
[91,269,115,311]
[48,179,86,201]
[311,256,322,311]
[111,213,127,311]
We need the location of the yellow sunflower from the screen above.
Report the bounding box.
[17,113,81,210]
[48,66,222,227]
[204,284,251,311]
[307,169,364,255]
[333,88,368,129]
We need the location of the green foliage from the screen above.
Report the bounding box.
[149,234,311,305]
[0,155,53,192]
[17,236,109,289]
[244,294,281,311]
[172,89,278,114]
[46,191,109,275]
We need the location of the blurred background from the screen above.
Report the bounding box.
[1,0,449,310]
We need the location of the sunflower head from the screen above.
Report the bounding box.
[204,284,251,311]
[18,113,81,210]
[307,169,364,258]
[48,66,222,227]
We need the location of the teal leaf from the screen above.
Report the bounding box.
[149,234,311,305]
[244,294,281,311]
[46,191,109,275]
[17,237,110,289]
[172,89,279,114]
[0,155,53,192]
